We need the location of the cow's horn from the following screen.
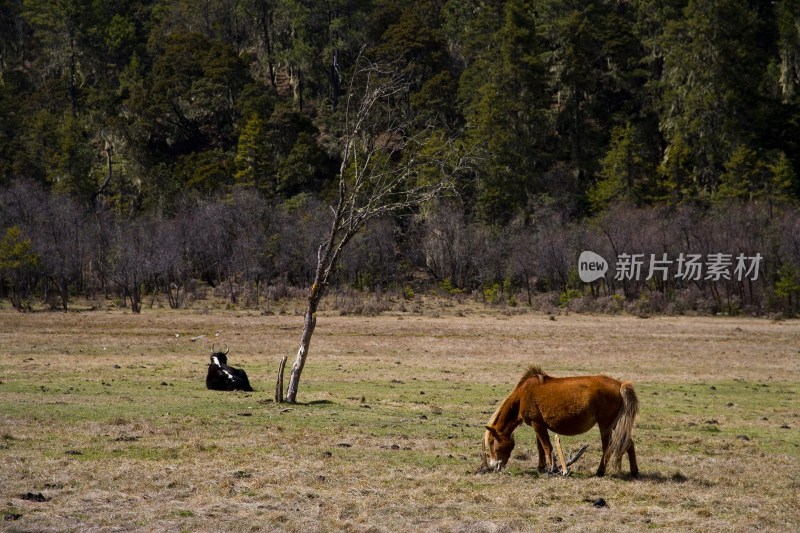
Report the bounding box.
[223,345,229,355]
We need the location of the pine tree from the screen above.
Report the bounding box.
[590,123,656,210]
[458,0,551,223]
[717,146,794,203]
[659,0,761,193]
[234,115,271,192]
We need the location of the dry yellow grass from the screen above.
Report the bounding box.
[1,301,799,532]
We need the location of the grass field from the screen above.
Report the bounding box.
[1,299,799,532]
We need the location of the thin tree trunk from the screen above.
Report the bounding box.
[330,47,340,111]
[276,181,342,403]
[525,274,532,306]
[276,282,322,403]
[69,47,78,117]
[51,276,69,311]
[284,303,317,403]
[259,4,277,88]
[94,141,113,206]
[290,66,303,110]
[131,282,142,313]
[275,208,343,401]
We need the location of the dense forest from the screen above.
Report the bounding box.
[1,0,800,315]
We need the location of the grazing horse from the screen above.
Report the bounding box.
[482,366,638,477]
[206,346,253,392]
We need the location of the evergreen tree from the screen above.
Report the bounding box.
[53,113,95,203]
[717,145,794,204]
[777,0,800,103]
[234,115,270,191]
[458,0,551,223]
[659,0,761,193]
[590,122,657,210]
[276,131,333,198]
[538,0,645,205]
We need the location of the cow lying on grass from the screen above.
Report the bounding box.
[206,346,253,391]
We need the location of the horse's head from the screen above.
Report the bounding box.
[482,426,515,472]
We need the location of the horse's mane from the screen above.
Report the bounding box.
[486,366,549,429]
[517,365,548,387]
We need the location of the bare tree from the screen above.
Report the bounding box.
[229,188,273,307]
[33,193,87,311]
[272,196,328,287]
[534,214,576,295]
[339,217,398,290]
[275,55,465,403]
[419,203,477,290]
[110,216,161,313]
[508,222,539,305]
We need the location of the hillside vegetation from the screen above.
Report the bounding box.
[2,1,800,314]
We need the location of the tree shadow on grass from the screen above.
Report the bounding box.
[260,399,336,406]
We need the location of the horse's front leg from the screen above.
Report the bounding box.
[532,426,553,472]
[535,434,546,472]
[596,430,610,477]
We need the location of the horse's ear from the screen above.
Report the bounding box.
[485,426,501,438]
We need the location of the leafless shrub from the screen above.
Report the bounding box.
[362,295,391,316]
[266,284,306,302]
[594,295,625,314]
[626,291,671,316]
[418,203,483,290]
[333,290,390,316]
[339,218,398,291]
[530,292,560,314]
[564,295,596,313]
[333,290,362,315]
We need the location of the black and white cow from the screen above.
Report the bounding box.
[206,346,253,391]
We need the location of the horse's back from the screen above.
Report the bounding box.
[521,374,625,434]
[534,374,624,400]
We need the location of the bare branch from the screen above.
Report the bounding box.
[548,442,590,476]
[565,444,590,468]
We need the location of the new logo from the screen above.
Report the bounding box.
[578,251,608,283]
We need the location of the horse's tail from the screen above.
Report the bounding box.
[605,381,639,471]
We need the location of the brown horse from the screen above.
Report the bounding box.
[482,366,639,477]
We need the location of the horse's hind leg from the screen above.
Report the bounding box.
[627,440,639,478]
[533,426,553,472]
[596,430,610,477]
